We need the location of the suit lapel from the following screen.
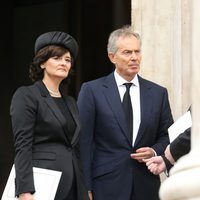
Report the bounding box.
[62,94,80,146]
[102,73,132,145]
[34,81,71,145]
[134,77,153,146]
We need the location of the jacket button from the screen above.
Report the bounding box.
[67,147,72,151]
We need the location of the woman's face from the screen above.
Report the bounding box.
[42,51,72,81]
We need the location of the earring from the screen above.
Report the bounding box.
[41,65,45,69]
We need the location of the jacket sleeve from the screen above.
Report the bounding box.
[170,128,191,161]
[10,87,37,196]
[77,83,95,191]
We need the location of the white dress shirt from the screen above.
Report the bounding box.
[114,70,141,146]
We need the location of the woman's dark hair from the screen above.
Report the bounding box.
[29,45,75,83]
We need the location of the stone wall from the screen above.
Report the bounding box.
[131,0,191,120]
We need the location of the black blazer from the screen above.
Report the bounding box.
[163,127,191,174]
[10,80,88,200]
[170,106,191,161]
[170,127,191,161]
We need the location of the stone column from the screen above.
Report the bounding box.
[131,0,191,120]
[131,0,200,198]
[159,0,200,199]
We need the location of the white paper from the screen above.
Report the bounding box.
[168,110,192,142]
[1,165,62,200]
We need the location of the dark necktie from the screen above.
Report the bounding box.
[122,83,133,142]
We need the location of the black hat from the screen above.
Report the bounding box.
[34,31,78,60]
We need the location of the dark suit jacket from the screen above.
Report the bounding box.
[77,73,173,200]
[170,127,191,161]
[10,80,88,200]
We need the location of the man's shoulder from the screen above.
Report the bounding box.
[139,75,167,90]
[83,73,113,86]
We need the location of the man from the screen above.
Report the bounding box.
[145,127,191,175]
[77,25,173,200]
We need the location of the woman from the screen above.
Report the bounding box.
[10,31,89,200]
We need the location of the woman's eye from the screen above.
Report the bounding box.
[65,59,71,63]
[52,56,59,60]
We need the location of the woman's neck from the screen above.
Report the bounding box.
[42,79,61,97]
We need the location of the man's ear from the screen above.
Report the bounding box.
[108,52,115,64]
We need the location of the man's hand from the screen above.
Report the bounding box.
[130,147,155,162]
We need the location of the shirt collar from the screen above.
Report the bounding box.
[114,70,139,87]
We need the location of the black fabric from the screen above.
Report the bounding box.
[34,31,79,60]
[10,81,89,199]
[65,173,77,200]
[170,127,191,161]
[53,97,76,141]
[161,155,173,176]
[122,83,133,142]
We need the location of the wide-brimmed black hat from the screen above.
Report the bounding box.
[34,31,78,60]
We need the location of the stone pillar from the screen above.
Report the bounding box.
[131,0,200,198]
[159,0,200,199]
[131,0,191,120]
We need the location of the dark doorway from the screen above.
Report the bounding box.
[0,0,131,196]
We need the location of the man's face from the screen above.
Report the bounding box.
[108,35,141,81]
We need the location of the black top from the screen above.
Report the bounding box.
[53,97,76,141]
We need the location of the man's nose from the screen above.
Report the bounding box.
[131,52,137,60]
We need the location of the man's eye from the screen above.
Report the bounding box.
[123,51,132,55]
[135,50,141,54]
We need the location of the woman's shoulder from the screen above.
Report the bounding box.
[11,84,39,106]
[12,84,34,97]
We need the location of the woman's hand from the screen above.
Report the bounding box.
[88,191,93,200]
[144,156,166,175]
[18,193,34,200]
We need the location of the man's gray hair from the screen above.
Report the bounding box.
[107,25,141,54]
